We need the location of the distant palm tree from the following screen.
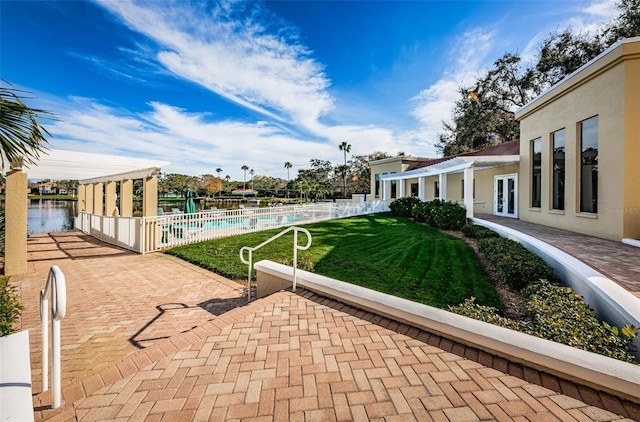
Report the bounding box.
[250,169,255,190]
[215,168,223,197]
[241,165,249,190]
[284,161,292,180]
[0,81,54,168]
[338,141,352,197]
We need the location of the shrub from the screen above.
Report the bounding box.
[389,196,422,218]
[477,238,553,290]
[0,277,23,337]
[462,223,500,239]
[450,282,638,363]
[522,280,636,363]
[411,199,466,230]
[449,297,522,331]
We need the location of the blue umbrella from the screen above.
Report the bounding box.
[184,189,196,214]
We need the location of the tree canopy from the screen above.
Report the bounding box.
[437,0,639,156]
[0,81,54,168]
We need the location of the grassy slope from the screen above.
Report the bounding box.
[167,214,501,310]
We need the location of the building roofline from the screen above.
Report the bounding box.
[516,37,640,120]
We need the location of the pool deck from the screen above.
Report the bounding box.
[8,229,640,421]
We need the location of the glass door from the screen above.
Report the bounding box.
[494,174,518,218]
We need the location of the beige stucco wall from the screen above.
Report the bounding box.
[370,157,428,198]
[370,159,404,198]
[517,49,631,241]
[622,45,640,239]
[473,164,520,215]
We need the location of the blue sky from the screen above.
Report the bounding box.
[1,0,617,180]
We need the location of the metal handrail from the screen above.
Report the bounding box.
[40,265,67,409]
[240,226,312,302]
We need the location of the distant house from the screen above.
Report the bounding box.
[370,36,640,242]
[37,181,58,195]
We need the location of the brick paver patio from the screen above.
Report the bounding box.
[9,231,640,421]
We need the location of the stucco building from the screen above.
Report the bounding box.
[371,36,640,242]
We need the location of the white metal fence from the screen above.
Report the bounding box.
[76,200,389,253]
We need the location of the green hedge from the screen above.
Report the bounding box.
[410,199,467,230]
[462,223,500,239]
[389,196,422,218]
[0,277,23,337]
[478,237,553,290]
[522,280,636,363]
[450,280,637,363]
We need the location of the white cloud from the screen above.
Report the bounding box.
[46,97,341,180]
[96,0,334,133]
[409,28,497,156]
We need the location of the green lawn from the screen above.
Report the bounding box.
[167,214,501,310]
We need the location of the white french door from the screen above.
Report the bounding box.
[494,174,518,218]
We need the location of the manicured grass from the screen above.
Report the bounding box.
[167,214,501,310]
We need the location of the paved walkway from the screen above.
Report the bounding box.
[9,231,640,421]
[476,215,640,299]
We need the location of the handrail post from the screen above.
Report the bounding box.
[40,265,66,409]
[240,226,312,301]
[41,293,48,393]
[293,229,298,292]
[247,250,253,303]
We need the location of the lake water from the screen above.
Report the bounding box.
[1,199,246,235]
[26,199,77,234]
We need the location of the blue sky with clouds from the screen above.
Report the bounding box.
[1,0,618,180]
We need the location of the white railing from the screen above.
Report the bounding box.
[40,265,67,409]
[240,226,312,302]
[76,200,390,253]
[150,200,389,252]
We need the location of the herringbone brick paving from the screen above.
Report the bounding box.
[41,292,638,421]
[10,231,640,420]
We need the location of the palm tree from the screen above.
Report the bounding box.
[241,165,249,190]
[0,81,54,167]
[338,141,351,197]
[215,168,223,197]
[284,162,292,198]
[249,169,255,190]
[284,162,292,180]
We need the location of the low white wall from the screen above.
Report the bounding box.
[254,260,640,403]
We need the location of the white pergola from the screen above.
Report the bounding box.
[5,149,170,180]
[3,149,170,276]
[379,155,519,218]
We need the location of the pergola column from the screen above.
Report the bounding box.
[93,182,104,216]
[418,177,425,201]
[439,173,447,201]
[4,168,27,276]
[464,166,474,218]
[105,181,117,216]
[382,180,390,200]
[142,176,158,217]
[78,184,86,212]
[85,183,94,214]
[120,179,133,217]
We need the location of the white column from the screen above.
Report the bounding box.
[382,179,388,200]
[418,177,425,201]
[439,173,447,201]
[398,178,405,198]
[464,166,474,218]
